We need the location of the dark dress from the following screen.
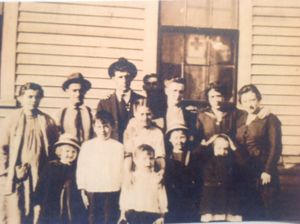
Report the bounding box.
[200,148,243,216]
[97,92,144,142]
[236,111,282,220]
[165,148,197,222]
[36,160,86,224]
[195,106,243,216]
[196,105,239,141]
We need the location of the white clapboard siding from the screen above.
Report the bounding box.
[252,1,300,162]
[15,2,152,103]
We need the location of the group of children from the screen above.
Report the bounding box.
[34,97,243,224]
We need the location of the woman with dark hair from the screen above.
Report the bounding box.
[236,84,282,221]
[194,82,242,222]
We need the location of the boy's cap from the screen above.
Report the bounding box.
[166,121,188,136]
[54,133,80,151]
[62,72,91,91]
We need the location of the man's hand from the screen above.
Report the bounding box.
[261,172,271,185]
[15,163,30,180]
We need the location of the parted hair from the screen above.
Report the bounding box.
[19,82,44,98]
[94,110,115,127]
[204,81,227,101]
[238,84,262,104]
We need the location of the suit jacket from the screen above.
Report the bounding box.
[97,91,144,142]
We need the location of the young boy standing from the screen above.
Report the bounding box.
[119,144,168,224]
[76,110,124,224]
[0,82,58,224]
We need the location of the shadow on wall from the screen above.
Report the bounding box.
[278,164,300,221]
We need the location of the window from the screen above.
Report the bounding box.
[159,0,238,103]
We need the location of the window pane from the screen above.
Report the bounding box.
[160,0,185,26]
[209,66,235,101]
[209,35,234,65]
[185,65,208,100]
[186,0,210,27]
[212,0,238,29]
[161,32,184,64]
[186,34,208,65]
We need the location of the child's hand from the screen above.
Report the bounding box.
[153,217,164,224]
[81,190,89,209]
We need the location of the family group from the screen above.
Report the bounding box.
[0,58,282,224]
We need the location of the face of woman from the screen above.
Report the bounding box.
[208,89,224,110]
[240,91,260,114]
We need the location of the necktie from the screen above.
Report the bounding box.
[75,106,83,143]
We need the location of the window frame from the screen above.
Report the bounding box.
[157,25,239,105]
[0,3,18,107]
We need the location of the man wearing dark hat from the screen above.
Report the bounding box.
[55,73,93,144]
[97,57,144,142]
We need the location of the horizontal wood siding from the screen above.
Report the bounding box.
[12,2,153,122]
[252,1,300,165]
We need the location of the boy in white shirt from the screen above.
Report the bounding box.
[76,110,124,224]
[119,144,168,224]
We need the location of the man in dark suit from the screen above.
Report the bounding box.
[97,58,144,142]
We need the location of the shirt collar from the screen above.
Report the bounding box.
[116,90,132,103]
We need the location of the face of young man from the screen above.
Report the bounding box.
[94,120,112,141]
[240,91,260,114]
[165,82,185,106]
[144,76,159,94]
[20,89,42,113]
[208,89,224,110]
[112,71,132,93]
[59,145,78,165]
[66,83,86,107]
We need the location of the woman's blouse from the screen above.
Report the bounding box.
[235,111,282,174]
[196,106,238,141]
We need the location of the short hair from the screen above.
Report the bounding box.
[95,110,115,127]
[164,77,186,88]
[133,98,151,113]
[238,84,262,104]
[108,57,137,79]
[204,82,227,101]
[143,73,158,84]
[19,82,44,98]
[134,144,155,158]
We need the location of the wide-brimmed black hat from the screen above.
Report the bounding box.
[108,57,137,79]
[62,73,91,91]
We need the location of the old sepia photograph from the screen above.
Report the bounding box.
[0,0,299,223]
